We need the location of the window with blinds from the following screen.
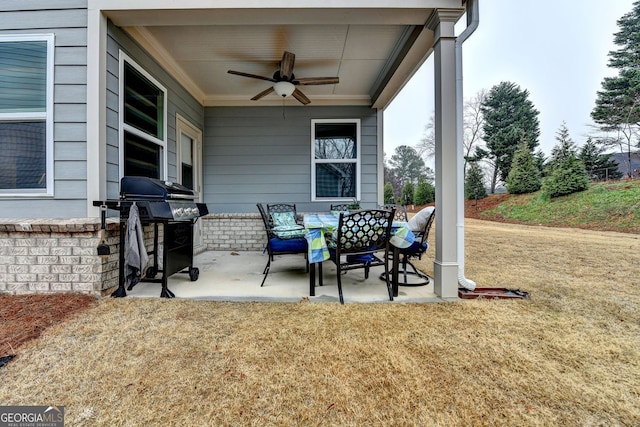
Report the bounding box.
[120,54,167,179]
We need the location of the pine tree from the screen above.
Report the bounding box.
[388,145,427,188]
[506,137,541,194]
[401,182,415,205]
[383,182,395,204]
[464,162,487,200]
[542,123,589,198]
[579,137,623,180]
[414,176,435,205]
[480,81,541,183]
[591,2,640,152]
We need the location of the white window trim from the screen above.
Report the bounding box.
[118,50,168,179]
[311,118,361,202]
[0,34,54,197]
[176,113,203,197]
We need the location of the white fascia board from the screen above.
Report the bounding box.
[89,1,462,10]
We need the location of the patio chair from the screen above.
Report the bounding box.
[381,206,435,287]
[380,204,408,222]
[267,203,302,226]
[257,203,308,287]
[326,208,395,304]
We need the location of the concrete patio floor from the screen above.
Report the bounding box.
[122,250,442,303]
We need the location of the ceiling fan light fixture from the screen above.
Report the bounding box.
[273,81,295,98]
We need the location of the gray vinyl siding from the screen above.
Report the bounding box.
[105,22,205,200]
[0,0,88,218]
[204,106,379,213]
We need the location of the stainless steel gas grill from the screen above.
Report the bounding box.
[94,176,209,298]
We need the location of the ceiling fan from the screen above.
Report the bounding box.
[227,51,339,105]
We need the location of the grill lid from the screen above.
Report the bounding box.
[120,176,196,201]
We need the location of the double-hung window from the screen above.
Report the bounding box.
[311,119,360,201]
[119,52,167,179]
[0,34,54,196]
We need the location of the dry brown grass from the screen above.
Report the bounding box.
[1,219,639,426]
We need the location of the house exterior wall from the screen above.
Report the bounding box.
[0,0,89,218]
[203,106,379,214]
[105,21,205,199]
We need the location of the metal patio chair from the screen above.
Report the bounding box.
[326,208,395,304]
[257,203,308,287]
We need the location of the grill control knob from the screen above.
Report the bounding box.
[176,208,185,217]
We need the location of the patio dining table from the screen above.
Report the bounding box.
[303,212,415,297]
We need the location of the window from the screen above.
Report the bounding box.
[0,35,54,196]
[176,114,203,194]
[119,52,167,179]
[311,119,361,201]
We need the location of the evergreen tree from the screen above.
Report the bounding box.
[464,162,487,200]
[546,122,576,170]
[480,81,541,182]
[542,123,590,198]
[592,0,640,126]
[579,137,624,180]
[591,2,640,156]
[388,145,427,188]
[414,177,435,205]
[383,165,402,201]
[506,137,541,194]
[401,182,415,205]
[383,182,395,204]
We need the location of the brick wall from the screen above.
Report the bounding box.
[0,219,120,296]
[201,213,266,252]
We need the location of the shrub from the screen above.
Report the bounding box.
[414,179,435,205]
[506,140,541,194]
[465,162,487,200]
[542,157,589,198]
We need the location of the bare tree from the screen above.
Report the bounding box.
[416,115,435,162]
[463,89,487,175]
[417,90,488,180]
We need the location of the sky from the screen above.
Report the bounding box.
[383,0,636,159]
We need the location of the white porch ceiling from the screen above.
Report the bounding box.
[102,4,465,108]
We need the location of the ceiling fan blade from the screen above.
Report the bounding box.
[294,77,340,85]
[280,51,296,80]
[292,88,310,105]
[251,87,275,101]
[228,70,276,83]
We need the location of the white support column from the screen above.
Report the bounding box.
[427,9,464,299]
[86,7,107,216]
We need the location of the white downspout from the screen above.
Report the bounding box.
[455,0,479,291]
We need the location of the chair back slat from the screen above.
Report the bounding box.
[380,204,408,222]
[336,209,395,255]
[267,203,297,215]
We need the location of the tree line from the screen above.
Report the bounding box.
[385,1,639,204]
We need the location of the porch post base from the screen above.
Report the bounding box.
[434,261,459,299]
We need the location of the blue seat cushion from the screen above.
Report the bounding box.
[329,248,374,264]
[270,237,307,252]
[400,241,428,256]
[346,253,374,264]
